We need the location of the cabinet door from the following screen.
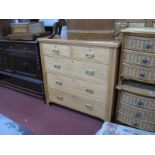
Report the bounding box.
[13,51,38,78]
[1,51,14,73]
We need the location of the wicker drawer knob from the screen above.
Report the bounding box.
[142,58,149,64]
[137,101,144,106]
[54,64,61,69]
[55,80,62,85]
[139,71,145,78]
[132,122,138,127]
[85,69,94,75]
[134,112,142,118]
[85,52,94,58]
[144,44,152,50]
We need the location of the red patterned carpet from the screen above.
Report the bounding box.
[0,86,103,135]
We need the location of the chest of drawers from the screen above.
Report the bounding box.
[38,38,120,120]
[116,28,155,132]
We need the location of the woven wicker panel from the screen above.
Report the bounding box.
[117,112,155,132]
[123,50,155,68]
[122,64,155,83]
[118,102,155,122]
[125,36,155,53]
[118,80,155,97]
[120,91,155,110]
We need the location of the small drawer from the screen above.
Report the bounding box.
[122,63,155,83]
[44,56,109,84]
[72,46,110,64]
[125,36,155,53]
[118,103,155,122]
[41,43,70,57]
[48,88,106,120]
[117,112,155,132]
[47,73,108,101]
[120,91,155,111]
[123,50,155,68]
[4,43,35,52]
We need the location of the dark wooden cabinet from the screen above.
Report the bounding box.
[0,39,44,97]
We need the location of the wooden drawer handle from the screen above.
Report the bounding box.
[85,104,93,111]
[55,80,62,85]
[56,96,63,100]
[52,48,59,55]
[85,88,94,94]
[54,64,61,69]
[85,52,94,58]
[85,69,94,75]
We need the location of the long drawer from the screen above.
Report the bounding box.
[72,46,110,64]
[122,63,155,83]
[44,56,109,84]
[118,102,155,122]
[120,91,155,111]
[47,73,108,101]
[123,49,155,68]
[125,36,155,53]
[117,112,155,132]
[41,43,71,58]
[48,88,106,119]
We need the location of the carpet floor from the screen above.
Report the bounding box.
[0,86,103,135]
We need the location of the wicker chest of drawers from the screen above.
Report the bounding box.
[116,28,155,132]
[38,38,120,120]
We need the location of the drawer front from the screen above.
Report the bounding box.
[48,88,106,119]
[125,36,155,53]
[44,56,109,84]
[120,91,155,111]
[118,103,155,122]
[124,50,155,68]
[4,43,36,52]
[42,43,70,57]
[47,73,108,101]
[117,112,155,132]
[122,64,155,83]
[72,46,110,64]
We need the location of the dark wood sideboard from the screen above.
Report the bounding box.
[0,38,44,97]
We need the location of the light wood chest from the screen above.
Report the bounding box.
[38,38,120,120]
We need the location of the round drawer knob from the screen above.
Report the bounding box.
[133,122,138,127]
[142,58,149,64]
[137,101,144,106]
[135,112,142,118]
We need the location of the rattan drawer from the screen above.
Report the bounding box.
[41,43,71,58]
[123,50,155,68]
[120,91,155,111]
[117,112,155,132]
[118,103,155,122]
[122,63,155,83]
[72,46,110,64]
[117,80,155,97]
[125,36,155,53]
[48,88,106,120]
